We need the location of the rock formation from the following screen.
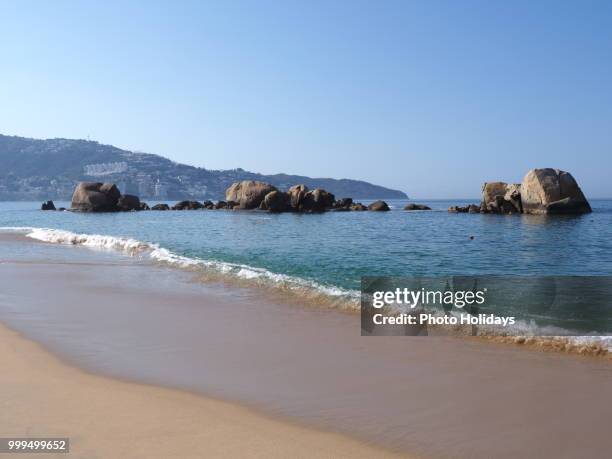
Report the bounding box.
[287,184,309,210]
[301,189,335,212]
[41,200,56,211]
[62,180,402,215]
[332,198,353,211]
[259,191,290,213]
[520,168,591,214]
[450,168,591,216]
[172,200,204,210]
[404,204,431,210]
[226,180,278,209]
[117,194,141,211]
[368,200,390,211]
[71,182,121,212]
[481,182,521,214]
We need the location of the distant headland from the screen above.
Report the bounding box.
[0,134,407,201]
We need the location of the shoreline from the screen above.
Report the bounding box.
[5,227,611,355]
[1,233,612,457]
[0,321,405,458]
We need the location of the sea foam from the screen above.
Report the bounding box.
[13,227,360,310]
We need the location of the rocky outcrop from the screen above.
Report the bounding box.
[449,168,591,216]
[404,204,431,211]
[301,189,336,212]
[503,184,522,213]
[172,200,204,210]
[368,200,390,211]
[64,181,398,215]
[481,182,521,214]
[71,182,121,212]
[117,194,141,211]
[287,184,309,210]
[333,198,353,211]
[449,204,480,213]
[520,169,591,214]
[226,181,278,209]
[259,191,290,213]
[41,200,56,210]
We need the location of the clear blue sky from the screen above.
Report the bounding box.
[1,0,611,198]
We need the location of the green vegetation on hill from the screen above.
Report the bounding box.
[0,134,407,201]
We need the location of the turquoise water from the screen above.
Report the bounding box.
[2,199,612,289]
[2,199,612,334]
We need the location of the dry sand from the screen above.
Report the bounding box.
[0,321,405,459]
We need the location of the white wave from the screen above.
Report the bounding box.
[1,226,359,309]
[149,245,358,303]
[386,303,612,351]
[26,228,150,254]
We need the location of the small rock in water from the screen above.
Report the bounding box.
[41,200,56,210]
[404,203,431,211]
[368,200,390,211]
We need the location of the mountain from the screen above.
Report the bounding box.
[0,134,407,201]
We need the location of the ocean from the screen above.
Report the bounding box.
[1,198,612,336]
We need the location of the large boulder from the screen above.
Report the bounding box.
[287,184,309,210]
[71,182,121,212]
[117,194,141,211]
[259,191,290,212]
[368,200,390,211]
[151,203,170,211]
[521,169,591,215]
[350,202,367,211]
[225,181,277,209]
[301,189,335,212]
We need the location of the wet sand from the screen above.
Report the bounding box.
[0,323,404,459]
[1,233,611,458]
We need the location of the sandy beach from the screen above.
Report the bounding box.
[0,321,405,459]
[1,233,611,458]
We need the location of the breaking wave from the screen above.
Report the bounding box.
[9,227,360,310]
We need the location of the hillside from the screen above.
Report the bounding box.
[0,134,407,201]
